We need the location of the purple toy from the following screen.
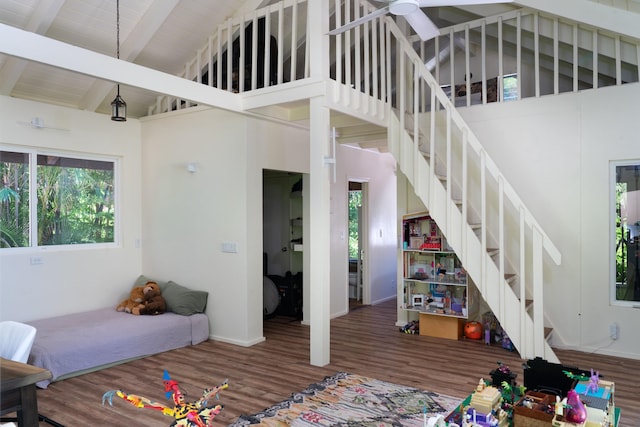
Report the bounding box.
[584,368,600,395]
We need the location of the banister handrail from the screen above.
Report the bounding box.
[386,20,562,265]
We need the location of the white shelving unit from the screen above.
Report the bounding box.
[289,179,303,272]
[400,212,473,339]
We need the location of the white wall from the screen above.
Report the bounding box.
[141,107,398,344]
[140,107,310,347]
[458,83,640,360]
[0,96,397,352]
[0,96,143,321]
[330,145,398,317]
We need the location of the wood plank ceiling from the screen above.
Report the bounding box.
[0,0,246,118]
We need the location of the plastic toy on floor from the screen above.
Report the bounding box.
[102,370,228,426]
[400,320,419,334]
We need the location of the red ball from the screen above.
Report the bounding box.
[464,321,482,340]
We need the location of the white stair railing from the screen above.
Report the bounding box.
[330,0,562,361]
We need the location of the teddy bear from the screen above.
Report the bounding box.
[132,281,166,315]
[116,286,145,313]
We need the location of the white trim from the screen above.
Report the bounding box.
[0,145,119,251]
[610,159,640,307]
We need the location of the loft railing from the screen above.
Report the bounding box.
[147,0,310,116]
[413,7,640,107]
[148,1,640,116]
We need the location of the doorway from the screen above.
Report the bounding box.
[348,180,368,310]
[262,170,303,321]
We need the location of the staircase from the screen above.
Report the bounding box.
[146,0,640,362]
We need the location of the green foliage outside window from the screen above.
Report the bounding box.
[503,74,518,101]
[0,152,29,247]
[348,191,361,259]
[614,164,640,302]
[1,151,115,248]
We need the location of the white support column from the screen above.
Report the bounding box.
[308,0,331,367]
[309,96,331,367]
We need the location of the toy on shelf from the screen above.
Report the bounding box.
[102,370,228,426]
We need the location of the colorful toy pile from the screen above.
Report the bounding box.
[102,370,228,426]
[443,359,618,427]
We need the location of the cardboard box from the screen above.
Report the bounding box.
[419,313,463,340]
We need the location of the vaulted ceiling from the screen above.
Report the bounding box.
[0,0,636,120]
[0,0,252,118]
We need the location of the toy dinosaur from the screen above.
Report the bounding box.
[102,370,228,426]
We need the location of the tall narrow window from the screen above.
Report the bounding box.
[0,151,30,247]
[613,162,640,304]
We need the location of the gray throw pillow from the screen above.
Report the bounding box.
[162,280,208,315]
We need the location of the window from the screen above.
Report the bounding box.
[1,149,117,248]
[612,162,640,304]
[502,73,518,101]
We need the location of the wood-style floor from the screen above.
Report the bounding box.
[32,299,640,426]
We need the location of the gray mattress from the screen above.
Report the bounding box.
[27,308,209,388]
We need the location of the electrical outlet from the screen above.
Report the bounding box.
[221,242,238,253]
[609,322,618,340]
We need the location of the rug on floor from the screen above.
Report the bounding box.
[229,371,461,427]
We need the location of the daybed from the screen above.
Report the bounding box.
[27,277,209,388]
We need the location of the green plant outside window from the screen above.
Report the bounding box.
[1,150,116,248]
[614,163,640,303]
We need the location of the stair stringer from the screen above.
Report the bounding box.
[389,111,559,363]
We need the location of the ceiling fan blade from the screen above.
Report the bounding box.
[418,0,513,6]
[328,6,390,36]
[403,9,440,40]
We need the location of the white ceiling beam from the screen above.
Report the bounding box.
[0,0,66,95]
[0,23,241,113]
[515,0,640,40]
[80,0,181,112]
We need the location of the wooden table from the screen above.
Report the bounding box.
[0,357,52,427]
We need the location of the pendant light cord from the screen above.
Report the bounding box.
[116,0,120,60]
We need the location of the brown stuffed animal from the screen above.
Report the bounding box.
[132,281,166,315]
[116,286,145,313]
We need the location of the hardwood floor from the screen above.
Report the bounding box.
[33,300,640,426]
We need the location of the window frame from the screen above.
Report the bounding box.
[1,146,120,251]
[610,159,640,307]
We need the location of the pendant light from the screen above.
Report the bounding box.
[111,0,127,121]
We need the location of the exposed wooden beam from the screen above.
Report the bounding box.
[0,0,66,96]
[0,23,241,113]
[80,0,181,112]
